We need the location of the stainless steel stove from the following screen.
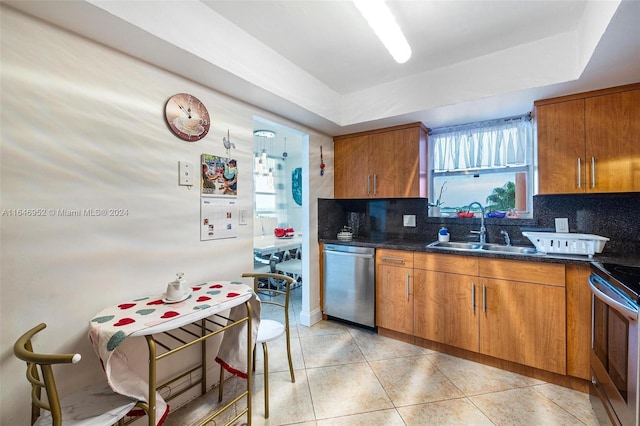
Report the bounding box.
[590,262,640,426]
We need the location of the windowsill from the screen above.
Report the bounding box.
[423,216,536,226]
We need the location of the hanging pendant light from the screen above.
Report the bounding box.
[254,129,275,164]
[258,136,266,163]
[282,137,288,160]
[254,129,276,138]
[267,139,274,177]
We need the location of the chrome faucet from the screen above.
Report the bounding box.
[468,201,486,244]
[500,229,511,246]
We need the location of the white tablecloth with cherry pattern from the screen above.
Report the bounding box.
[89,281,260,425]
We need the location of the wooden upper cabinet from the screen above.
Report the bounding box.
[334,135,370,198]
[586,89,640,192]
[535,83,640,194]
[537,99,586,194]
[333,123,427,199]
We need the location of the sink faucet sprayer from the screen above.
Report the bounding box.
[468,201,486,244]
[500,230,511,246]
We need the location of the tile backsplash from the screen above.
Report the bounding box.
[533,192,640,256]
[318,192,640,257]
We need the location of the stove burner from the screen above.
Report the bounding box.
[598,262,640,302]
[611,265,640,280]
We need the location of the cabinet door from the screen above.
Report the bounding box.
[536,100,586,194]
[566,264,592,379]
[334,135,370,198]
[414,269,479,352]
[586,89,640,192]
[479,279,567,374]
[369,127,423,198]
[376,263,413,334]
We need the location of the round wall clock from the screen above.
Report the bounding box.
[165,93,210,141]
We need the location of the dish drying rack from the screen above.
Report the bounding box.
[522,232,609,258]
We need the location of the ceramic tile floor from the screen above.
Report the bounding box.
[164,286,601,425]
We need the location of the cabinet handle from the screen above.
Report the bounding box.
[471,282,476,312]
[373,174,377,195]
[367,175,371,195]
[482,283,486,313]
[577,158,581,188]
[406,273,410,300]
[381,257,405,264]
[591,157,596,188]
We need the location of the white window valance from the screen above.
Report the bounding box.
[432,115,532,172]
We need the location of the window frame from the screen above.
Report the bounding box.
[253,155,288,221]
[429,114,534,218]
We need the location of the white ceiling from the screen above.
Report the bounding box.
[5,0,640,136]
[204,0,588,94]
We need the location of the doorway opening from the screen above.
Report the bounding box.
[252,116,309,324]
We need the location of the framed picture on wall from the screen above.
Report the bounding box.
[201,153,238,197]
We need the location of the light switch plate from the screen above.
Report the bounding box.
[239,209,248,225]
[555,218,569,233]
[403,215,416,227]
[178,161,193,186]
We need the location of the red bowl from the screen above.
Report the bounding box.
[457,212,475,218]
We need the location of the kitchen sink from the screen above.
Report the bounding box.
[427,241,539,255]
[427,241,483,250]
[479,243,538,254]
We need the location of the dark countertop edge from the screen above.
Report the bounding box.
[319,238,640,267]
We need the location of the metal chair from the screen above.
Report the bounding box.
[275,258,302,285]
[253,254,282,294]
[219,272,296,418]
[13,323,140,426]
[274,249,302,289]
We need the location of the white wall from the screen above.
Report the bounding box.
[0,6,333,424]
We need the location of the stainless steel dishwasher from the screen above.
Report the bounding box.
[323,244,375,328]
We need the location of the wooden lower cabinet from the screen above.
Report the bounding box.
[376,249,414,335]
[414,269,479,352]
[566,264,592,379]
[413,253,567,375]
[479,278,566,374]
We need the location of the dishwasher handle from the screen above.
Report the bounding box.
[324,249,375,259]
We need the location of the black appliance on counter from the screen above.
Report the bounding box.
[590,262,640,426]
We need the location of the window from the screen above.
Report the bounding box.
[253,155,287,223]
[430,114,533,217]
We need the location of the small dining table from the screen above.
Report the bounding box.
[254,235,303,283]
[253,235,302,258]
[89,280,260,426]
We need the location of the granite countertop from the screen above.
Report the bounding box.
[320,237,640,268]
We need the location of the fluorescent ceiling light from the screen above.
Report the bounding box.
[353,0,412,64]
